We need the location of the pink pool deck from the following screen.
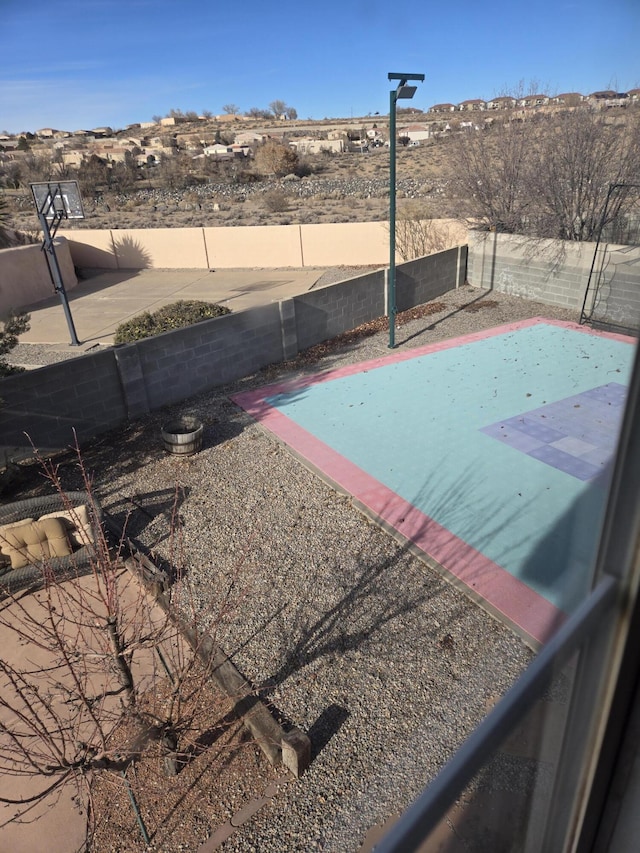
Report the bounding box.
[233,318,636,649]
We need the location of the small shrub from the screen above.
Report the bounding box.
[233,170,261,185]
[114,301,230,344]
[295,157,315,178]
[264,190,288,213]
[0,311,30,378]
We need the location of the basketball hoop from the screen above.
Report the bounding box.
[30,180,85,222]
[30,181,85,346]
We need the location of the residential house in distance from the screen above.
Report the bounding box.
[486,96,517,110]
[59,149,89,169]
[142,138,175,163]
[92,143,137,164]
[517,94,550,108]
[0,136,20,150]
[585,89,633,109]
[429,103,456,114]
[235,131,263,146]
[214,114,247,124]
[458,99,487,111]
[160,116,190,126]
[175,133,209,151]
[586,90,631,108]
[202,143,234,159]
[289,137,344,154]
[550,93,584,106]
[399,124,431,144]
[228,144,252,157]
[588,90,618,100]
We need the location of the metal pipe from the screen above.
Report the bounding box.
[122,770,151,844]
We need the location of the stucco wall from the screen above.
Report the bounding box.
[116,227,209,269]
[299,222,389,266]
[204,225,303,268]
[1,248,464,453]
[0,239,78,315]
[62,229,118,269]
[64,220,466,270]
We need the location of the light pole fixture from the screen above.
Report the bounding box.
[388,72,424,348]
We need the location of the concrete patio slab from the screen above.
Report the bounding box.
[17,268,323,346]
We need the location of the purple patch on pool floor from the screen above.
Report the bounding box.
[481,383,627,481]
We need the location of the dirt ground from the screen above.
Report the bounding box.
[88,664,284,853]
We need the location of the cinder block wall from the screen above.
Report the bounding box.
[134,305,284,411]
[1,248,465,455]
[293,270,385,352]
[397,245,467,311]
[293,246,467,351]
[467,232,640,328]
[0,348,126,449]
[588,246,640,330]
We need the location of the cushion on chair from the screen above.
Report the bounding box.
[0,519,34,573]
[0,518,72,569]
[39,504,93,548]
[0,518,34,569]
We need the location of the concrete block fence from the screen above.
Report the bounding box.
[0,247,467,454]
[467,231,640,330]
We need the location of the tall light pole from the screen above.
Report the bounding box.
[388,72,424,348]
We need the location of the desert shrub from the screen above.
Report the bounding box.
[0,311,30,378]
[264,190,288,213]
[254,140,299,178]
[114,301,230,344]
[0,191,13,248]
[295,157,315,178]
[233,170,261,185]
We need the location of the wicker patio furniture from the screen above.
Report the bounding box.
[0,491,103,597]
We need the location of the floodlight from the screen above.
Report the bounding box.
[397,85,418,100]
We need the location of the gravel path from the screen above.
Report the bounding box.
[8,285,581,851]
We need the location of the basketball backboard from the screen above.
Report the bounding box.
[30,180,85,220]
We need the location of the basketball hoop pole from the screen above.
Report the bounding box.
[31,182,81,346]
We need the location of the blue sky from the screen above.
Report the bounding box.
[1,0,638,133]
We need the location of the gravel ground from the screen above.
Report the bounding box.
[6,285,581,851]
